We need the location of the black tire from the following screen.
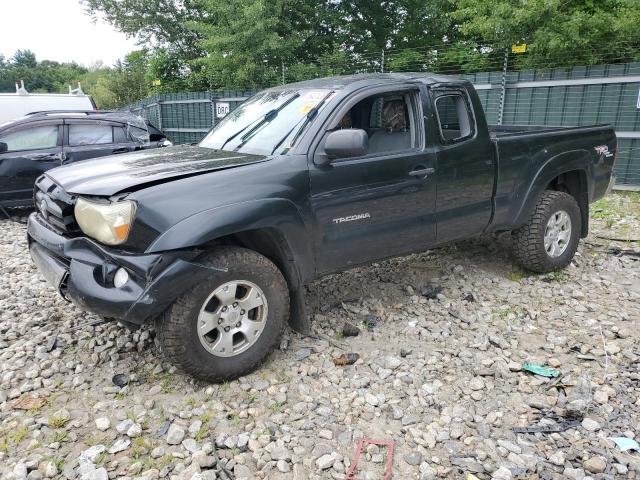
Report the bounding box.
[512,190,582,273]
[155,246,289,382]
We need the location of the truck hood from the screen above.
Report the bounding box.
[46,145,267,196]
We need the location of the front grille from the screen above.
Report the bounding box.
[34,176,79,234]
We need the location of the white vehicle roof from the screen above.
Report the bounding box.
[0,82,96,125]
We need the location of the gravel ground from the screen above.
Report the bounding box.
[1,192,638,480]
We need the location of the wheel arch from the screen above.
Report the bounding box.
[146,198,315,289]
[512,150,592,238]
[545,169,589,237]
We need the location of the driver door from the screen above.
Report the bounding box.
[309,86,437,274]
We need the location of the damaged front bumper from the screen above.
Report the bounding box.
[27,213,223,325]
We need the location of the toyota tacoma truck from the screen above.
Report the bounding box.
[27,73,616,382]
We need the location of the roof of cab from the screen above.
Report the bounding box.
[266,72,469,92]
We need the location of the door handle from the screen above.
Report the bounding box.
[113,148,129,154]
[409,167,435,178]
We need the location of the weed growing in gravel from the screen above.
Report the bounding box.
[194,422,210,442]
[95,450,107,467]
[160,376,175,393]
[0,425,29,451]
[130,437,150,458]
[47,414,68,429]
[543,270,569,282]
[270,400,286,413]
[186,396,197,408]
[51,430,68,443]
[506,269,528,282]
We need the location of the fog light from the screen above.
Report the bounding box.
[113,267,129,288]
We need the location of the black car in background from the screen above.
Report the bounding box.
[0,111,170,208]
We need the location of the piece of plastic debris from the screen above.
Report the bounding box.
[420,285,443,299]
[295,348,311,361]
[333,353,359,366]
[346,437,395,480]
[11,396,47,410]
[608,437,640,452]
[522,363,560,378]
[112,373,129,387]
[342,322,361,337]
[364,314,379,331]
[512,419,580,434]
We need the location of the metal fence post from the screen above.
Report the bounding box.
[381,49,385,73]
[498,48,509,125]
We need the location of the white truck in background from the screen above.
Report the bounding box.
[0,81,96,125]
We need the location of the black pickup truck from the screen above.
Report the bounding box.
[27,73,616,381]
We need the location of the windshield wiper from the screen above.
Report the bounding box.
[270,91,334,155]
[217,93,300,151]
[218,116,261,151]
[233,93,301,151]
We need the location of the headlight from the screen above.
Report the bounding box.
[74,198,136,245]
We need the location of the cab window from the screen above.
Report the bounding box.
[334,91,418,156]
[0,125,59,152]
[69,124,113,146]
[434,92,474,143]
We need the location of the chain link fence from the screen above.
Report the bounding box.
[122,47,640,189]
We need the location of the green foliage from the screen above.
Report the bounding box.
[452,0,640,68]
[0,50,87,93]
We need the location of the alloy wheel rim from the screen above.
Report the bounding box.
[197,280,268,358]
[544,210,572,258]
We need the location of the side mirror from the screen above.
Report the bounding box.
[0,142,7,153]
[324,129,368,161]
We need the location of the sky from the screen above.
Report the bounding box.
[0,0,139,67]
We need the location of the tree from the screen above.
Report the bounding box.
[452,0,640,68]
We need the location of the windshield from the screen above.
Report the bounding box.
[199,89,333,155]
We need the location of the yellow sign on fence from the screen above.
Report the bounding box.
[511,44,527,54]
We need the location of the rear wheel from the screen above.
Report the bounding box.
[512,190,581,273]
[156,247,289,382]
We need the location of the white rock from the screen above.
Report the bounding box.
[95,417,110,431]
[316,453,336,470]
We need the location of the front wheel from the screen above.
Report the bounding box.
[156,247,289,382]
[511,190,582,273]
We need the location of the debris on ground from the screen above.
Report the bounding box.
[609,437,640,452]
[11,396,47,410]
[111,373,130,387]
[346,437,395,480]
[522,362,561,378]
[342,322,361,337]
[295,348,311,361]
[364,314,379,331]
[419,284,443,299]
[333,352,360,366]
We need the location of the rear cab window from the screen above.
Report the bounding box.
[432,90,475,143]
[68,124,113,146]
